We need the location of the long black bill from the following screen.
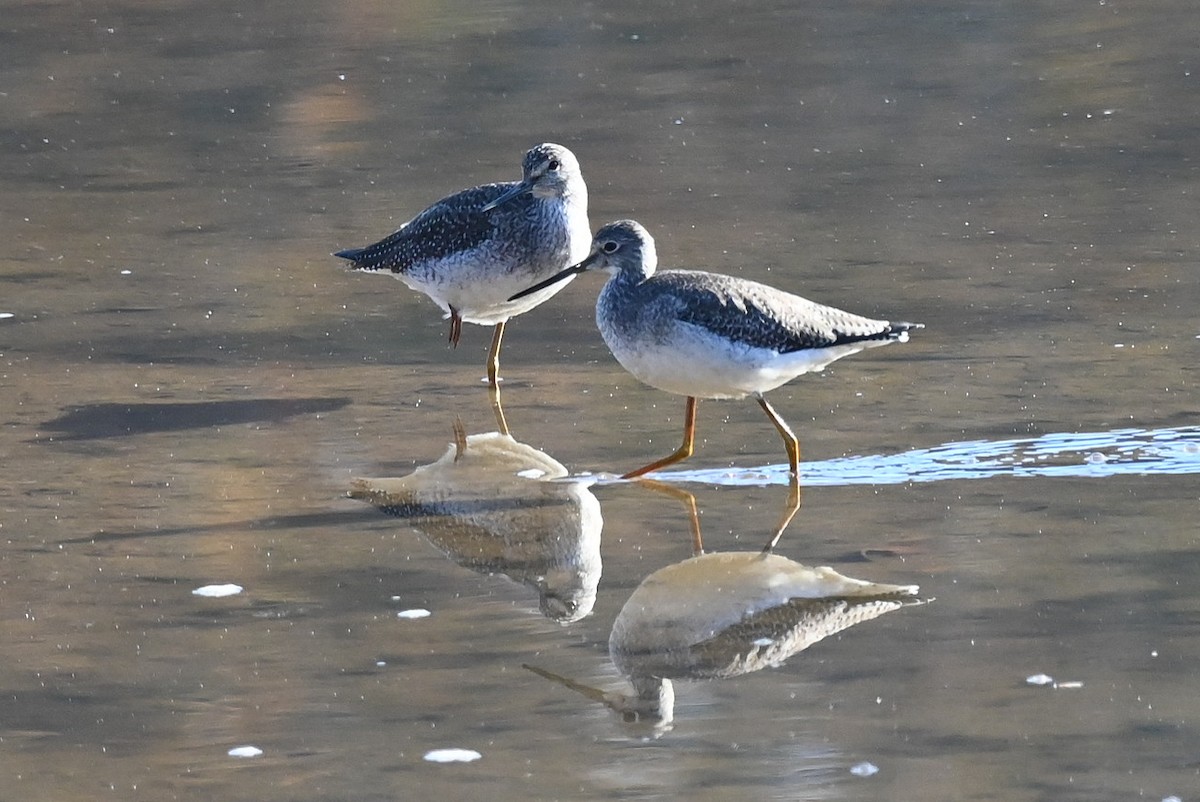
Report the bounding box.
[521,663,611,705]
[507,253,596,301]
[480,181,531,212]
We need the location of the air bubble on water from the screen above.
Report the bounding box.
[193,583,243,597]
[424,748,482,763]
[228,746,263,758]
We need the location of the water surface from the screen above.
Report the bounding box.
[2,1,1199,800]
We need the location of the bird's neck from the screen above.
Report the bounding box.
[561,184,587,213]
[611,262,654,288]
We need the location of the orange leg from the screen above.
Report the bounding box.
[486,321,505,388]
[451,417,468,461]
[761,473,802,553]
[637,478,705,555]
[448,307,463,348]
[488,382,510,436]
[622,396,698,479]
[756,394,800,476]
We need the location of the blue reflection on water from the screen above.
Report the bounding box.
[647,425,1200,488]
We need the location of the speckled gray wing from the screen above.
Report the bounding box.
[686,596,916,679]
[334,183,513,272]
[661,270,914,353]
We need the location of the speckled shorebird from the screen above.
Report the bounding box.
[335,143,590,387]
[510,219,922,478]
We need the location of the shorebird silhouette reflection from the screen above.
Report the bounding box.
[525,489,922,731]
[349,420,602,623]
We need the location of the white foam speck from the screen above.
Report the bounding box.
[1027,673,1082,689]
[424,748,481,763]
[398,608,431,619]
[516,468,546,479]
[228,745,263,758]
[849,761,878,777]
[120,269,132,275]
[193,583,243,597]
[0,312,13,320]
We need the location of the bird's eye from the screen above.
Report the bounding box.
[547,159,561,172]
[602,240,619,254]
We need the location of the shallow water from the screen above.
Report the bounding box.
[3,0,1199,800]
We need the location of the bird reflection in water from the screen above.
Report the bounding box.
[525,487,924,734]
[348,419,602,623]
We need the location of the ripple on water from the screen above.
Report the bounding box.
[654,425,1200,487]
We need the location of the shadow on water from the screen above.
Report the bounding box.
[37,397,352,440]
[653,424,1200,487]
[57,510,381,545]
[348,420,603,623]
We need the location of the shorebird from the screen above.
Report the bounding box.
[335,143,590,387]
[510,219,922,478]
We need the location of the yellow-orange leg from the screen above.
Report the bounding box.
[761,473,802,553]
[488,382,510,436]
[622,396,698,479]
[637,478,705,555]
[448,307,463,347]
[486,320,506,389]
[756,394,800,476]
[451,417,468,461]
